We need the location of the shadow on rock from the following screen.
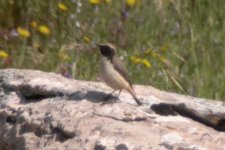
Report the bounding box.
[67,90,119,104]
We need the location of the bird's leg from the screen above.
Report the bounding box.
[102,89,116,101]
[108,89,116,96]
[116,90,122,99]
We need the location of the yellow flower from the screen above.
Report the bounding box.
[125,0,138,7]
[38,25,50,35]
[83,35,91,43]
[130,56,141,64]
[141,59,151,68]
[17,27,30,38]
[58,2,68,11]
[89,0,101,5]
[130,56,151,68]
[0,50,9,58]
[30,21,38,28]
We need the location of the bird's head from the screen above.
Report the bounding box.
[98,43,116,60]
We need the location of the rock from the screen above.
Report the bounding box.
[0,69,225,150]
[160,132,202,150]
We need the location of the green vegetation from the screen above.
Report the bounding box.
[0,0,225,100]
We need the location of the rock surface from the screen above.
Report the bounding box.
[0,69,225,150]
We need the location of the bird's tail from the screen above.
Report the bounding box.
[127,87,142,106]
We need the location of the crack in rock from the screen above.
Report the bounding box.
[151,103,225,132]
[93,112,147,122]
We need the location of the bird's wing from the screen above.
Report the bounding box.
[111,57,133,88]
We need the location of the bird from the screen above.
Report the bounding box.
[98,43,142,106]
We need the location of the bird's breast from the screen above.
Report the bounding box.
[100,58,129,90]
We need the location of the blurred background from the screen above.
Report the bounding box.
[0,0,225,100]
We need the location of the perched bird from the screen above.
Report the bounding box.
[98,43,142,106]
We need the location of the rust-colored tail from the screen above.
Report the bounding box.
[127,87,142,106]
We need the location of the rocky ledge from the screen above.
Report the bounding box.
[0,69,225,150]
